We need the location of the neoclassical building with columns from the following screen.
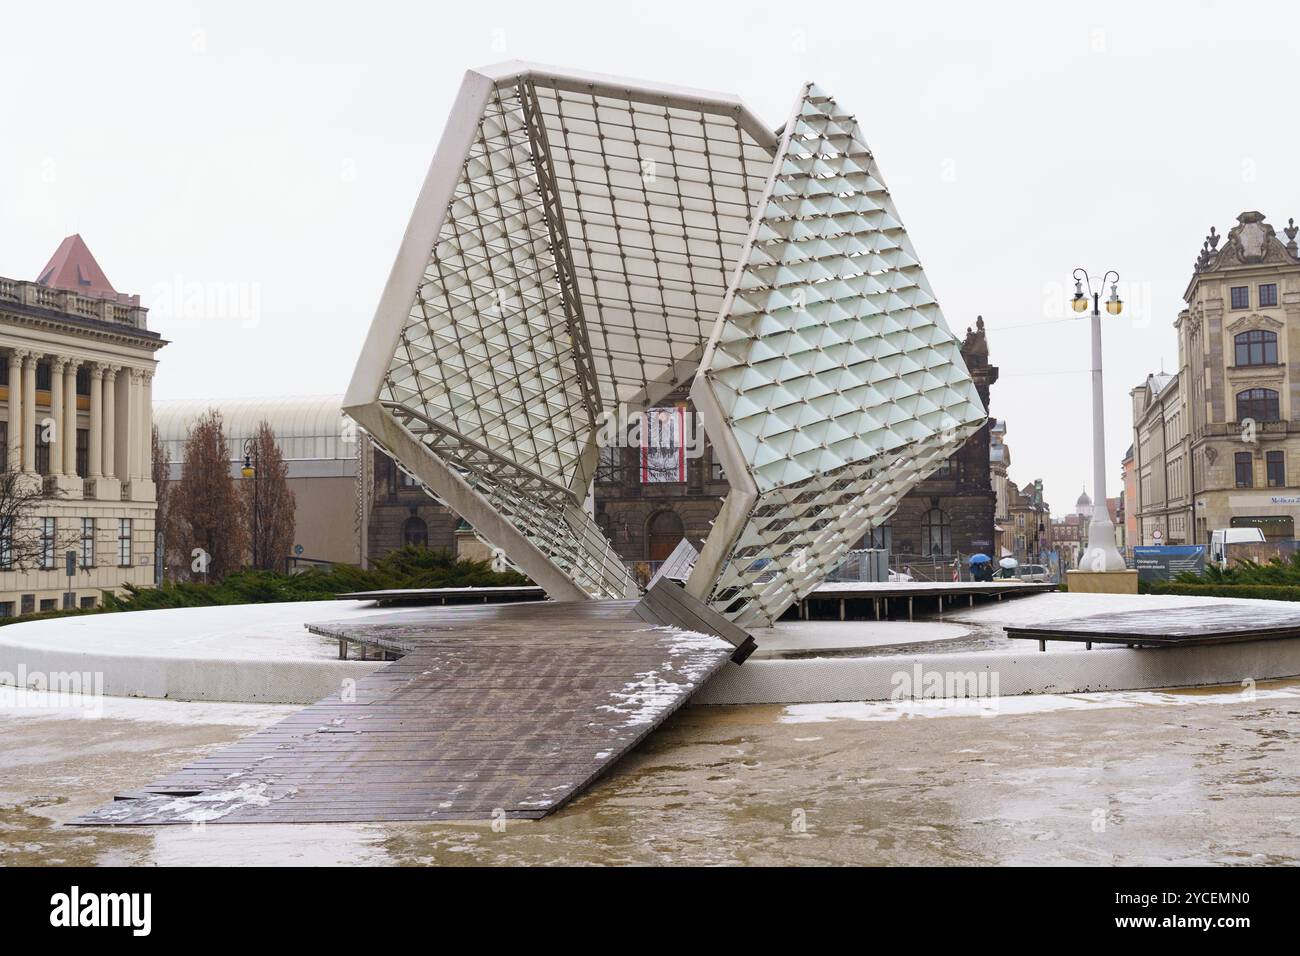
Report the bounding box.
[0,235,164,615]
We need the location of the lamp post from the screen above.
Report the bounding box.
[1070,268,1126,572]
[241,439,258,569]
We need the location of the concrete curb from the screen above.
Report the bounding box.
[693,639,1300,705]
[0,644,384,704]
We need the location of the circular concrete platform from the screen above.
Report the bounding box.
[5,592,1300,707]
[0,601,403,704]
[697,592,1300,704]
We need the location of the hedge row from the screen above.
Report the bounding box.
[1147,581,1300,601]
[0,546,530,628]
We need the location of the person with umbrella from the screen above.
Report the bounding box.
[968,553,993,582]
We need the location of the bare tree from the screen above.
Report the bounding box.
[240,420,295,571]
[170,409,247,581]
[0,471,66,571]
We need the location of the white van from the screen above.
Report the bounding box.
[1209,527,1266,567]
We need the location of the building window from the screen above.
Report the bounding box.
[39,598,56,613]
[0,421,7,473]
[0,602,12,618]
[595,444,624,484]
[402,516,428,547]
[1231,514,1295,540]
[40,517,55,569]
[1267,451,1286,488]
[79,596,96,610]
[1234,329,1277,366]
[81,517,95,568]
[1235,452,1254,488]
[76,428,89,478]
[117,518,132,567]
[1230,286,1250,310]
[1259,283,1279,308]
[920,507,952,558]
[35,362,51,391]
[34,425,50,475]
[0,519,11,569]
[1236,387,1280,422]
[76,366,90,396]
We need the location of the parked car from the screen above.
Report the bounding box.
[1015,564,1050,583]
[995,563,1048,582]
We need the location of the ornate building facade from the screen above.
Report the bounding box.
[1132,211,1300,545]
[885,317,1000,565]
[0,236,163,614]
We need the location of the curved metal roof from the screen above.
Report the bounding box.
[153,395,352,461]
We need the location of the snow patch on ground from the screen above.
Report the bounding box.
[86,782,293,824]
[780,682,1300,723]
[598,628,731,727]
[948,590,1287,629]
[0,600,414,663]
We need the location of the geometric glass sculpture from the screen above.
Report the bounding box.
[345,63,985,625]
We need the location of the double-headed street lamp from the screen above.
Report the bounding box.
[1070,268,1126,572]
[241,439,259,569]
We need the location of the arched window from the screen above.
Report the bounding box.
[402,516,428,548]
[921,507,951,558]
[1236,387,1280,422]
[646,510,685,562]
[1234,329,1278,367]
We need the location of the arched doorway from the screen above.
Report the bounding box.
[402,516,429,548]
[646,510,685,562]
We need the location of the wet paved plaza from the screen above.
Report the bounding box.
[2,682,1298,866]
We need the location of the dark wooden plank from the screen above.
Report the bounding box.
[633,579,757,662]
[75,599,734,826]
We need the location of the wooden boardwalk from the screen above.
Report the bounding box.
[1006,602,1300,649]
[76,600,737,825]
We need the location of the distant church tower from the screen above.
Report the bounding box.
[1076,487,1093,519]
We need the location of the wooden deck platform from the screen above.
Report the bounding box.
[75,600,738,825]
[798,580,1056,622]
[1006,603,1300,649]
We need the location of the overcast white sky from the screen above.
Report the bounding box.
[1,0,1296,512]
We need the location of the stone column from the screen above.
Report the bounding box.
[139,370,153,479]
[63,360,79,476]
[103,366,118,480]
[47,356,65,476]
[89,364,104,479]
[21,354,37,474]
[126,369,140,481]
[7,351,24,473]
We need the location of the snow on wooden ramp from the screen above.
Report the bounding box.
[76,600,740,825]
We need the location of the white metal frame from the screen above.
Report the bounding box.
[345,63,986,621]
